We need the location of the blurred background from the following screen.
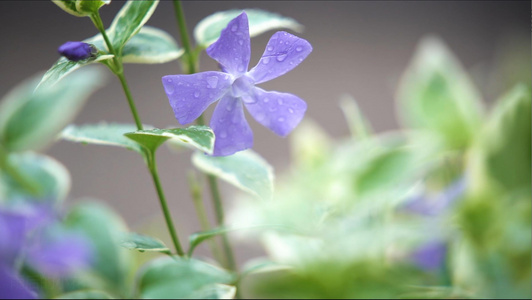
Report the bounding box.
[0,1,529,259]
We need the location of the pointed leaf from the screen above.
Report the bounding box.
[61,123,144,154]
[192,150,274,200]
[107,0,159,53]
[397,36,484,150]
[188,226,231,256]
[119,232,170,254]
[0,67,105,152]
[75,0,111,15]
[52,0,88,17]
[138,256,234,299]
[194,9,303,47]
[124,126,214,154]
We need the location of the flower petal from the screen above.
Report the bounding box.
[206,12,251,77]
[162,71,233,125]
[210,93,253,156]
[0,265,37,299]
[244,87,307,136]
[248,31,312,84]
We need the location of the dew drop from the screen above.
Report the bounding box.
[267,45,274,52]
[296,46,303,52]
[207,76,219,89]
[237,65,245,73]
[288,108,294,114]
[276,54,287,62]
[277,98,284,105]
[255,113,265,121]
[289,61,294,65]
[166,78,172,83]
[264,97,269,103]
[231,25,238,32]
[226,104,233,111]
[164,83,174,94]
[194,91,200,98]
[278,117,285,122]
[285,41,290,45]
[219,131,228,138]
[262,57,270,65]
[238,39,244,46]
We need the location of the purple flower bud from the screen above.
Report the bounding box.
[57,41,95,61]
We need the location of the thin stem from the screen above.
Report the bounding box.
[116,72,144,130]
[188,172,225,263]
[148,154,185,256]
[172,0,196,74]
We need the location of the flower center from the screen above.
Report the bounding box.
[231,75,254,98]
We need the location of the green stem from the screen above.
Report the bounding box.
[172,0,238,274]
[116,72,143,130]
[148,153,185,256]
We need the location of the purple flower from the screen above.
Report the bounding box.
[58,41,96,61]
[162,12,312,156]
[411,240,447,271]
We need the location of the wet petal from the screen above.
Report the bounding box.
[206,12,251,77]
[244,87,307,137]
[210,93,253,156]
[248,31,312,84]
[162,71,233,125]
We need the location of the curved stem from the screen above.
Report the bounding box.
[172,0,196,74]
[116,72,144,130]
[148,154,185,256]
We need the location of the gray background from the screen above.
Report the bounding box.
[0,1,529,260]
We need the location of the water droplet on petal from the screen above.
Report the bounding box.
[269,106,277,112]
[264,97,269,103]
[237,65,245,73]
[231,25,238,32]
[226,104,233,111]
[296,46,303,52]
[288,108,294,114]
[276,54,287,62]
[255,113,265,121]
[194,91,200,98]
[166,78,172,83]
[285,41,290,45]
[278,117,285,122]
[262,57,270,65]
[219,131,227,138]
[164,82,174,94]
[267,46,274,52]
[238,39,243,46]
[289,61,294,65]
[277,98,284,105]
[207,76,219,89]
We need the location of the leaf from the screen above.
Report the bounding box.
[192,150,274,200]
[0,67,105,152]
[137,256,234,299]
[188,284,236,299]
[194,9,303,47]
[55,290,114,299]
[121,26,184,64]
[119,232,170,254]
[0,152,70,204]
[339,94,373,140]
[397,36,484,151]
[75,0,111,15]
[107,0,159,53]
[188,227,231,256]
[61,123,144,154]
[64,202,132,294]
[469,84,531,194]
[124,126,214,155]
[52,0,89,17]
[37,53,113,90]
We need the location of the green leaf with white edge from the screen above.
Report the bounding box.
[64,201,132,294]
[194,9,303,47]
[0,152,70,204]
[75,0,111,15]
[138,256,235,299]
[188,284,236,299]
[52,0,89,17]
[107,0,159,54]
[0,67,105,152]
[121,26,184,63]
[469,84,531,194]
[192,150,274,200]
[119,232,170,254]
[37,53,113,90]
[61,123,144,154]
[124,126,214,155]
[188,226,231,256]
[56,290,114,299]
[397,36,484,151]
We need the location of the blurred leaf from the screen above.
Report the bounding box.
[121,26,184,63]
[192,150,274,200]
[188,284,236,299]
[55,289,114,299]
[188,226,230,256]
[119,232,170,254]
[339,94,373,140]
[397,36,484,150]
[470,84,531,194]
[0,152,70,203]
[194,9,303,47]
[0,67,105,152]
[290,119,332,169]
[107,0,159,54]
[61,123,143,154]
[137,256,234,299]
[124,126,214,155]
[64,202,132,295]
